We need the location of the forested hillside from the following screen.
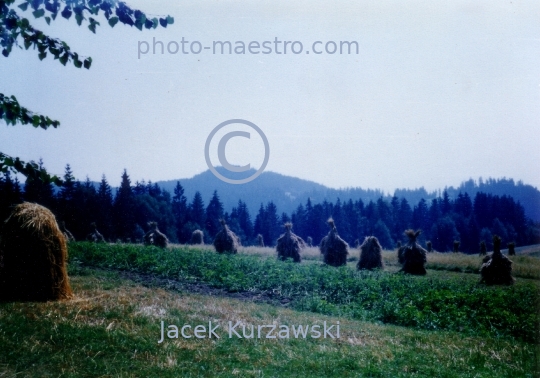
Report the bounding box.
[1,164,539,253]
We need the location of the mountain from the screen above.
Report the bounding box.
[156,169,540,222]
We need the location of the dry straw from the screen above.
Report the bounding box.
[86,222,105,243]
[398,229,427,275]
[59,221,75,242]
[0,202,72,301]
[319,218,349,267]
[213,219,240,254]
[256,234,265,247]
[507,242,516,256]
[190,229,204,245]
[479,240,487,256]
[453,240,460,253]
[276,223,304,263]
[357,236,384,270]
[479,235,514,285]
[143,221,169,248]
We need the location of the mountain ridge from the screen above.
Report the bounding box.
[153,168,540,222]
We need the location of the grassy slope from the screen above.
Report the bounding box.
[67,243,540,343]
[0,268,538,378]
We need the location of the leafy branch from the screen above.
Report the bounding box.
[0,0,174,183]
[0,152,63,184]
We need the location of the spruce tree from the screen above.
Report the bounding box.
[205,190,224,238]
[236,200,254,242]
[189,191,206,230]
[113,169,136,241]
[172,182,188,242]
[96,174,114,238]
[23,159,55,209]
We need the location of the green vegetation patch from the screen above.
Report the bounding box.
[1,270,538,377]
[69,242,540,343]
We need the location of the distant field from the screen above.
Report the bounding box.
[192,243,540,280]
[1,242,538,377]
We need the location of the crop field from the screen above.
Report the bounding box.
[1,242,539,377]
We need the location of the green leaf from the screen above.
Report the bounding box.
[18,2,29,11]
[167,16,174,25]
[59,53,69,66]
[108,16,119,27]
[38,51,47,60]
[32,9,45,18]
[75,13,84,26]
[45,16,51,25]
[83,57,92,69]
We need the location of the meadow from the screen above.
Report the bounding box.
[0,242,539,377]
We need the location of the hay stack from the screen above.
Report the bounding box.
[453,240,460,253]
[59,221,75,242]
[0,202,72,301]
[256,234,265,247]
[190,229,204,245]
[399,229,427,275]
[507,242,516,256]
[276,223,304,263]
[213,220,240,254]
[143,221,169,248]
[357,236,384,270]
[307,236,313,247]
[479,240,487,256]
[480,235,514,285]
[426,241,433,252]
[86,222,105,243]
[319,218,349,267]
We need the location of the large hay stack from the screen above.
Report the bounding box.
[190,229,204,245]
[256,234,265,247]
[86,222,105,243]
[480,235,514,285]
[357,236,384,270]
[213,220,240,254]
[0,202,72,302]
[276,223,304,263]
[507,242,516,256]
[143,221,169,248]
[319,218,349,267]
[399,229,427,275]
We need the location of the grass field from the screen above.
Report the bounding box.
[237,244,540,279]
[0,242,539,377]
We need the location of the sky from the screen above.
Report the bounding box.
[1,0,539,192]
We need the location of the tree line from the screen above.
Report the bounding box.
[1,163,538,252]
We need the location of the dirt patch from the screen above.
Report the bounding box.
[84,266,294,307]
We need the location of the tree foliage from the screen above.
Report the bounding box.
[0,0,173,182]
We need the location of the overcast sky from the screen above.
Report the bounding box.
[1,0,539,192]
